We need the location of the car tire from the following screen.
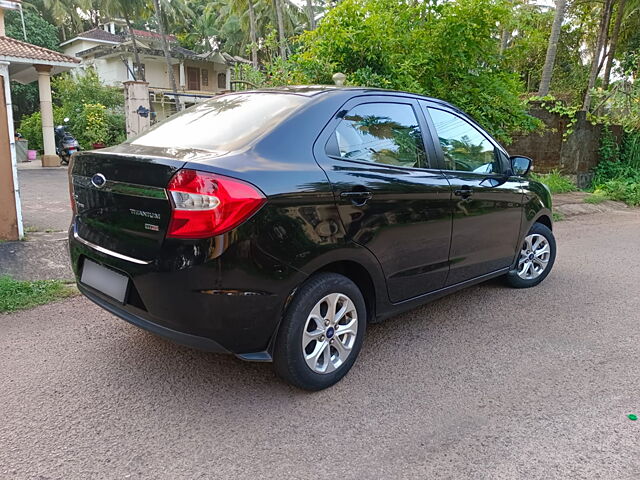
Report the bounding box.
[273,272,366,391]
[506,222,556,288]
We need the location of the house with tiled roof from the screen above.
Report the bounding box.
[61,24,249,120]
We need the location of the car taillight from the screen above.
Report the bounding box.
[166,169,266,239]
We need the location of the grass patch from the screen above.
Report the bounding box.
[531,169,578,194]
[552,211,565,222]
[593,181,640,206]
[0,276,76,313]
[583,193,608,204]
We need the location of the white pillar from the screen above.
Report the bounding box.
[126,56,134,80]
[0,10,5,37]
[179,61,186,89]
[225,67,231,91]
[35,65,58,167]
[0,61,23,240]
[123,81,151,138]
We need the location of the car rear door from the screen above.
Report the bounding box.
[313,95,452,303]
[420,102,524,286]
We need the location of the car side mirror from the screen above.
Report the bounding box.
[510,155,532,176]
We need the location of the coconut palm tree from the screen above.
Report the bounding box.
[306,0,316,30]
[538,0,568,95]
[603,0,627,88]
[98,0,149,80]
[583,0,615,110]
[274,0,287,59]
[151,0,181,108]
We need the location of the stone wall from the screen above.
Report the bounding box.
[508,105,622,188]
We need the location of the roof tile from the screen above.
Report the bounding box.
[76,28,123,43]
[130,29,177,42]
[0,36,80,64]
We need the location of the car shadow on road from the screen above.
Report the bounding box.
[77,276,515,409]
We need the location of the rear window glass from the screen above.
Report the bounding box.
[127,93,307,152]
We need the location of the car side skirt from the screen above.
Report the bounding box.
[375,267,511,322]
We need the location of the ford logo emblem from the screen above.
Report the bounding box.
[91,173,106,189]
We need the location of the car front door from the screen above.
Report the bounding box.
[421,103,524,286]
[314,96,452,303]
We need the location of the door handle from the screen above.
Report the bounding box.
[454,186,473,198]
[340,190,373,205]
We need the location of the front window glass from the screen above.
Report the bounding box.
[329,103,427,168]
[427,108,500,174]
[127,93,307,152]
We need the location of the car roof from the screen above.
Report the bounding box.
[237,85,460,110]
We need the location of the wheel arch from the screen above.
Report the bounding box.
[535,213,553,231]
[313,260,377,323]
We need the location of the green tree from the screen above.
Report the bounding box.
[538,0,567,95]
[292,0,537,142]
[22,0,92,39]
[583,0,616,110]
[6,9,61,123]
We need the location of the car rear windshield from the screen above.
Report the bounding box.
[126,92,307,152]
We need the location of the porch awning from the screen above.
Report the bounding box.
[0,36,80,83]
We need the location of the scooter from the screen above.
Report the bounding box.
[55,118,80,166]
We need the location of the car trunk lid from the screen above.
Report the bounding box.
[70,147,196,261]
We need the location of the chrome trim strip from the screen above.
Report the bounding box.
[73,229,152,265]
[72,174,168,200]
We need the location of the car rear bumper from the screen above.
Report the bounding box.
[79,283,230,354]
[69,222,306,359]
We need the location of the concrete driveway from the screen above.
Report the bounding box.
[17,163,71,233]
[2,210,640,479]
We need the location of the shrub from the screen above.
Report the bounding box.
[595,180,640,206]
[76,103,110,145]
[17,111,43,151]
[591,128,640,206]
[17,70,125,151]
[530,169,577,193]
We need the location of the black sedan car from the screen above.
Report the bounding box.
[68,87,555,390]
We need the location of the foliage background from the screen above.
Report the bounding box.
[272,0,540,143]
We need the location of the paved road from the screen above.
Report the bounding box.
[17,165,71,233]
[2,211,640,479]
[0,166,73,281]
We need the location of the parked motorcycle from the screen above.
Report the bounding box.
[55,118,80,166]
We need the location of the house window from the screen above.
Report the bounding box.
[201,68,208,87]
[218,72,226,89]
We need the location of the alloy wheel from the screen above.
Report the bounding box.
[517,233,551,280]
[302,293,358,374]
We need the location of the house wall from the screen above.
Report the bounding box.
[96,57,130,86]
[62,39,101,58]
[172,61,227,93]
[72,50,228,94]
[145,59,171,89]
